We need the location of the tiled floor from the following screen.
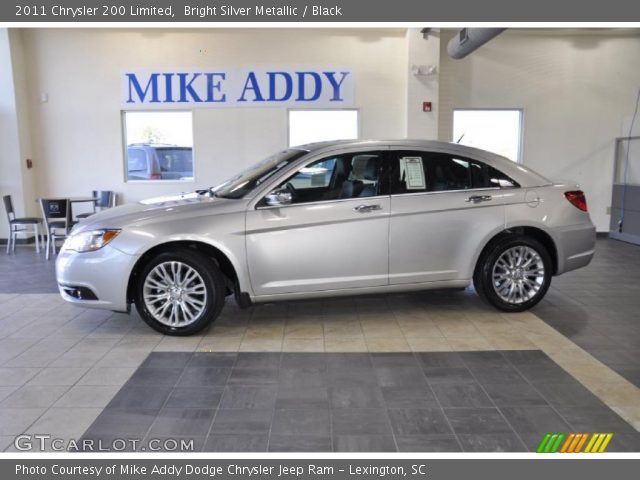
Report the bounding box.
[0,238,639,452]
[75,351,638,452]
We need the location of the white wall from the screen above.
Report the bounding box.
[439,29,640,232]
[0,28,32,239]
[21,28,407,208]
[406,29,440,139]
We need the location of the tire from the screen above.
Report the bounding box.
[473,236,552,312]
[134,248,226,335]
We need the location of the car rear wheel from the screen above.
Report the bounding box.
[135,249,225,335]
[474,236,552,312]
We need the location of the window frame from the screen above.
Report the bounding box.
[121,109,196,184]
[287,108,361,148]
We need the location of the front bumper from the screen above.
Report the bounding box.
[554,223,596,275]
[56,244,139,312]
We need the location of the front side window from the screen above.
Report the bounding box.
[269,151,387,205]
[123,111,194,182]
[390,151,519,194]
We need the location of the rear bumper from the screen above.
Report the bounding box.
[554,223,596,275]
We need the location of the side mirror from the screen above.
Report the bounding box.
[265,189,292,206]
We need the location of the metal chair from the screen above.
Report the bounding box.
[75,190,116,220]
[3,195,42,254]
[40,198,73,260]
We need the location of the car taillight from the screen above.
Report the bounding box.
[565,190,588,212]
[150,173,162,180]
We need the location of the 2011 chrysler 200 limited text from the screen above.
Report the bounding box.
[57,140,596,335]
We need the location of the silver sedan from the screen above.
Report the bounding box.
[56,140,596,335]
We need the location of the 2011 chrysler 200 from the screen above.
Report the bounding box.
[56,140,596,335]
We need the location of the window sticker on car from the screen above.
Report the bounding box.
[400,157,426,190]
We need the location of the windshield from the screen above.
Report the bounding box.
[212,149,308,199]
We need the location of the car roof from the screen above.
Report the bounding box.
[292,139,550,187]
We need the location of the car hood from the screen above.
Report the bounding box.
[71,192,241,233]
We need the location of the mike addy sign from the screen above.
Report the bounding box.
[123,69,354,108]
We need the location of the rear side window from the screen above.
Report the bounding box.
[390,151,519,194]
[157,148,193,173]
[127,149,147,172]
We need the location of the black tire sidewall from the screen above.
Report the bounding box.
[475,236,552,312]
[135,249,225,335]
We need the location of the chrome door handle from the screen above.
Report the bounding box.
[354,204,382,213]
[465,195,492,203]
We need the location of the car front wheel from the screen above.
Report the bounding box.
[474,236,552,312]
[135,249,225,335]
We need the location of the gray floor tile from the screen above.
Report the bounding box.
[85,408,160,435]
[431,383,493,408]
[370,353,420,368]
[444,407,514,434]
[511,364,578,384]
[203,434,268,452]
[416,352,464,368]
[329,385,385,408]
[327,367,378,386]
[220,385,278,409]
[227,367,279,385]
[333,435,396,452]
[268,435,331,452]
[396,435,462,452]
[27,367,88,386]
[459,351,509,368]
[483,383,548,407]
[387,408,452,435]
[272,409,330,436]
[210,408,273,435]
[280,353,327,370]
[178,367,231,387]
[554,406,637,433]
[276,386,329,409]
[499,406,572,435]
[106,385,172,410]
[469,365,527,384]
[325,353,372,369]
[189,352,237,367]
[279,368,326,388]
[165,387,224,409]
[331,408,392,435]
[148,408,216,436]
[140,352,193,369]
[422,367,476,384]
[375,366,428,387]
[235,352,281,369]
[381,386,438,408]
[458,433,527,452]
[127,367,184,387]
[533,383,608,408]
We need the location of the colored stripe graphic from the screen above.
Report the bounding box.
[538,433,613,453]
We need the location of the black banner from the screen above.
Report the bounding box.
[4,0,640,22]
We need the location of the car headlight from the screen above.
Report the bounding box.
[62,229,121,253]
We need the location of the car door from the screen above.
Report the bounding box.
[388,148,508,284]
[246,149,391,296]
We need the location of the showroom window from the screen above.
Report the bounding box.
[288,110,359,147]
[453,109,523,162]
[122,111,194,182]
[389,151,519,194]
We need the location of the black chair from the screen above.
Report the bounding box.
[40,198,74,260]
[75,191,115,220]
[3,195,42,254]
